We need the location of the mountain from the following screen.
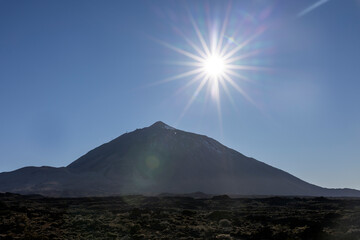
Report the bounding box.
[0,121,359,197]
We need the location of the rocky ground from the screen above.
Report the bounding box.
[1,193,360,239]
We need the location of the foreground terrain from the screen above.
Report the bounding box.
[0,193,360,239]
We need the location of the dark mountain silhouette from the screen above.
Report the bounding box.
[0,121,359,197]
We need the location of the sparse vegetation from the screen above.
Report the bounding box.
[1,193,360,239]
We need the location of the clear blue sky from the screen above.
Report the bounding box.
[1,0,360,189]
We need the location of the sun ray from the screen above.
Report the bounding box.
[151,68,204,86]
[155,38,204,62]
[224,49,262,64]
[222,73,257,107]
[174,72,206,96]
[218,77,239,113]
[227,64,271,71]
[210,27,218,54]
[225,69,252,83]
[203,77,213,107]
[216,91,223,139]
[173,27,208,59]
[163,60,204,67]
[189,14,211,56]
[210,78,220,101]
[179,77,208,121]
[216,1,232,54]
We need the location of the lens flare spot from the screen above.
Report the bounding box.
[145,156,160,170]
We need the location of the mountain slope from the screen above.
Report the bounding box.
[0,121,359,197]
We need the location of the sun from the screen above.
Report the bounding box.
[154,4,268,124]
[203,54,226,78]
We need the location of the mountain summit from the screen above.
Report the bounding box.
[0,121,359,197]
[150,121,176,130]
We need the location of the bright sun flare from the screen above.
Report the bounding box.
[155,4,268,123]
[203,54,226,78]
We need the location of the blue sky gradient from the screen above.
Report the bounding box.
[1,0,360,189]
